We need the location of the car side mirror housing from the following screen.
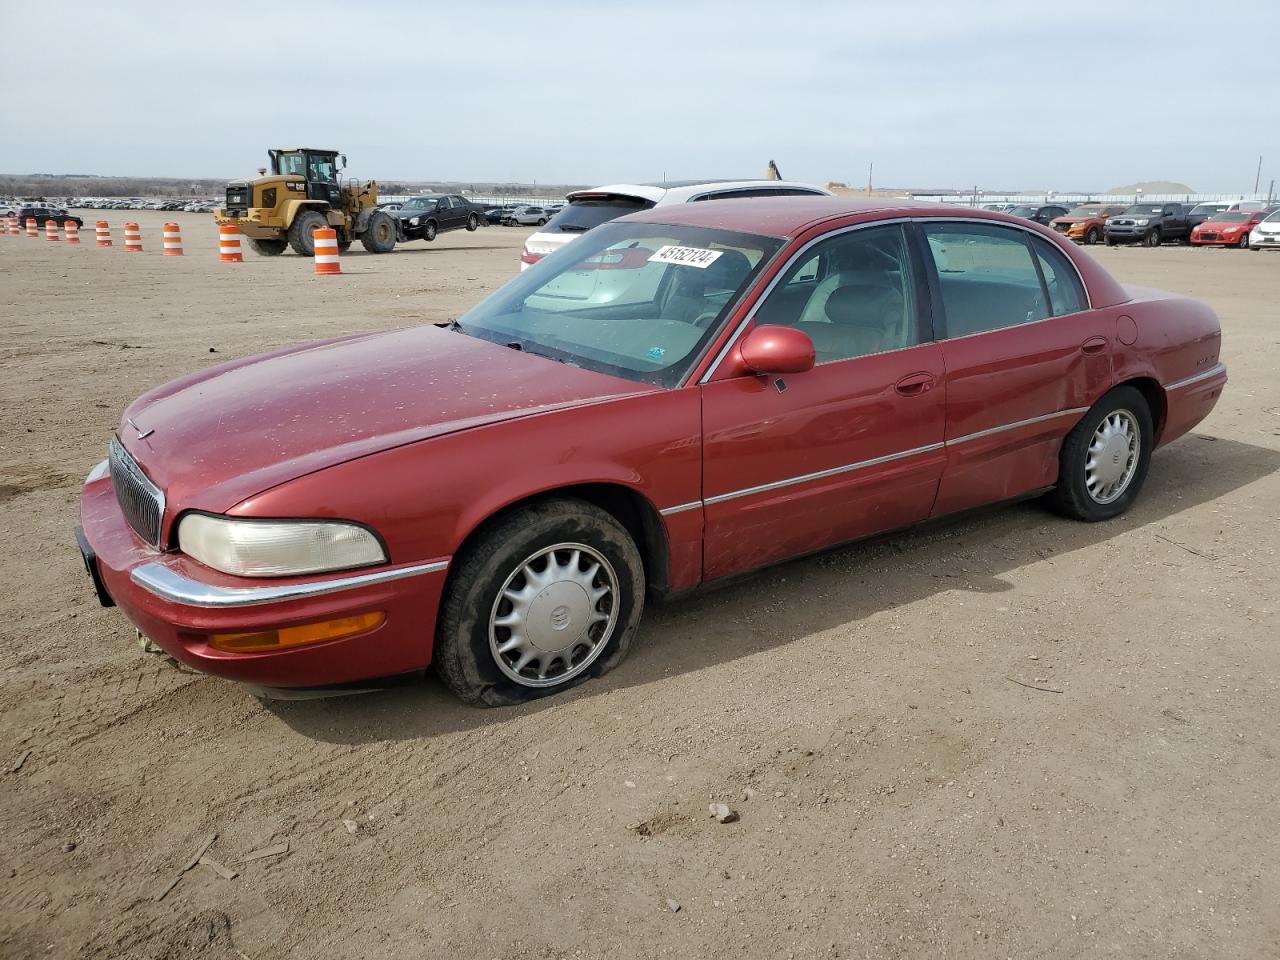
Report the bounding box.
[739,325,815,375]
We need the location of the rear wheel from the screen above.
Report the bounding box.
[1046,386,1153,522]
[1084,226,1099,245]
[360,210,397,253]
[287,209,328,256]
[434,499,645,707]
[1144,229,1162,248]
[466,213,479,231]
[248,238,287,256]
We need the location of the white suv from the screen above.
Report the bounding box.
[519,179,831,269]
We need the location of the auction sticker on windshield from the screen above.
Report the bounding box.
[648,245,724,269]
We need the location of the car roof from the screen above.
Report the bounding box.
[567,180,830,205]
[618,196,932,235]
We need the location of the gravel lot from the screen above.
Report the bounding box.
[1,211,1277,960]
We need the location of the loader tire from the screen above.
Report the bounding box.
[248,238,287,256]
[287,210,328,257]
[360,210,397,253]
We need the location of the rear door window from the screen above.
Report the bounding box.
[1030,236,1087,316]
[921,223,1050,337]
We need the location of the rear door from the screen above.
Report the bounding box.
[700,222,947,578]
[920,220,1110,515]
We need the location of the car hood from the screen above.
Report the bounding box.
[118,325,652,514]
[395,208,432,220]
[1199,219,1248,229]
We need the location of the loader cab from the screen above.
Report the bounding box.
[269,148,344,208]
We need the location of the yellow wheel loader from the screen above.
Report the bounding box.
[214,148,398,256]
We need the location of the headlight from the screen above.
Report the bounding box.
[409,216,419,226]
[1135,219,1149,226]
[178,514,387,577]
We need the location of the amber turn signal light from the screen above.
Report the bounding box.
[208,612,385,653]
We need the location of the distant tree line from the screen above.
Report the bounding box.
[1,173,587,198]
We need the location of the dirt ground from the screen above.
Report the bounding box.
[1,211,1277,960]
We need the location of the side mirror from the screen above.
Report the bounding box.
[340,155,348,169]
[739,325,815,375]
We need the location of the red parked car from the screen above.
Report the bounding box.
[77,199,1227,705]
[1191,210,1265,248]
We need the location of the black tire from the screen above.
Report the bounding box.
[1045,386,1153,522]
[287,209,328,257]
[1084,226,1099,245]
[536,218,547,226]
[466,213,478,231]
[360,210,397,253]
[1105,237,1117,247]
[434,498,645,707]
[1237,232,1249,249]
[422,220,437,242]
[248,238,287,256]
[1144,229,1161,248]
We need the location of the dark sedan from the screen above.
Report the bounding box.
[396,194,481,242]
[18,206,83,229]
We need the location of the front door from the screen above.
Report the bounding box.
[919,221,1112,515]
[700,223,947,580]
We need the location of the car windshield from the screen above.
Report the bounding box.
[1212,212,1249,223]
[1065,206,1101,217]
[1008,206,1036,217]
[1190,204,1227,215]
[1123,204,1165,216]
[545,196,656,234]
[454,221,783,387]
[401,197,439,211]
[1265,210,1280,223]
[275,152,305,176]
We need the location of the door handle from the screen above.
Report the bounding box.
[1081,336,1108,354]
[895,372,935,396]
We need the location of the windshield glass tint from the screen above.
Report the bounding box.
[1065,206,1101,217]
[545,197,654,233]
[1265,210,1280,223]
[1213,212,1249,223]
[276,152,305,176]
[401,197,438,211]
[456,222,783,387]
[1123,205,1164,216]
[1008,206,1036,216]
[1190,204,1227,215]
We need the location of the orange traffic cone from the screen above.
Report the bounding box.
[6,216,17,235]
[162,222,183,256]
[123,222,142,252]
[218,222,243,262]
[313,227,341,275]
[65,220,80,244]
[95,221,112,246]
[25,218,38,237]
[45,219,61,241]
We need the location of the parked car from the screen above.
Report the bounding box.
[377,201,403,213]
[395,194,481,241]
[76,199,1226,703]
[1007,203,1071,226]
[1191,210,1266,248]
[0,203,19,218]
[1104,202,1191,246]
[520,179,831,268]
[17,205,83,228]
[1049,204,1128,245]
[504,205,552,226]
[1248,208,1280,250]
[486,205,517,225]
[1186,202,1232,232]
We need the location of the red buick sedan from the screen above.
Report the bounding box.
[77,199,1227,705]
[1191,210,1265,248]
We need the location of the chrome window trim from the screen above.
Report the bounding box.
[703,441,945,506]
[1165,362,1226,391]
[131,558,450,609]
[698,214,1098,385]
[946,407,1089,446]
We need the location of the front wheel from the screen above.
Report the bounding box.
[1084,226,1099,245]
[1045,386,1153,522]
[434,499,645,707]
[466,213,478,231]
[360,210,397,253]
[248,238,287,256]
[1237,232,1249,249]
[536,218,547,226]
[422,220,437,242]
[1145,229,1162,248]
[287,209,328,256]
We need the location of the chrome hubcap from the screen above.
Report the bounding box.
[489,543,619,688]
[1085,409,1140,504]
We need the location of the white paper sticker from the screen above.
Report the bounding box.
[648,245,724,269]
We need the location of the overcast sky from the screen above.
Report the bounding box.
[2,0,1277,193]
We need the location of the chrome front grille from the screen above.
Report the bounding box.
[108,437,165,547]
